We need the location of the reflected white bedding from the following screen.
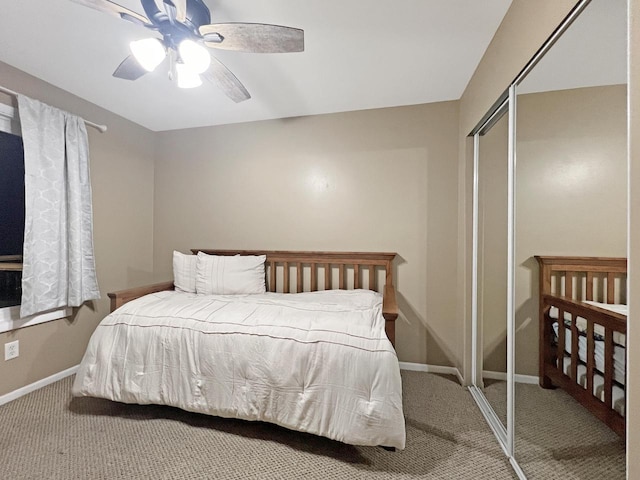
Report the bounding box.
[549,303,626,385]
[72,289,406,449]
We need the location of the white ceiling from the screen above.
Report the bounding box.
[0,0,513,131]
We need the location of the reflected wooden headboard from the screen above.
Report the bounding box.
[535,255,627,304]
[109,250,399,346]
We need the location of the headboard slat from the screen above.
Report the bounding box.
[607,272,615,304]
[324,263,331,290]
[586,272,594,301]
[369,266,375,291]
[296,262,303,293]
[311,264,318,291]
[283,262,290,293]
[565,271,573,299]
[269,261,276,293]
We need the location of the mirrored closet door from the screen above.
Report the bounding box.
[513,0,627,478]
[469,0,628,477]
[469,97,512,446]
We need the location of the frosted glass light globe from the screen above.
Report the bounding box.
[178,39,211,74]
[129,38,165,72]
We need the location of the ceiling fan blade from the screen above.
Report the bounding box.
[200,23,304,53]
[113,55,148,81]
[69,0,151,25]
[203,56,251,103]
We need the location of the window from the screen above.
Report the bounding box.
[0,129,25,308]
[0,102,70,331]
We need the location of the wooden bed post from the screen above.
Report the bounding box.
[535,256,554,389]
[108,281,175,312]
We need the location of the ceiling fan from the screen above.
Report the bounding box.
[70,0,305,102]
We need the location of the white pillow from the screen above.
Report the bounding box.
[196,252,266,295]
[173,251,197,293]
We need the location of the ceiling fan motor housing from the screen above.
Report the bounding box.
[141,0,211,34]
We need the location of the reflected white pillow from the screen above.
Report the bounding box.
[196,252,266,295]
[173,251,197,293]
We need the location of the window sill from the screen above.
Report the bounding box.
[0,305,72,334]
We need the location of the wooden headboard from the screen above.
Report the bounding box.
[108,250,399,346]
[535,256,627,304]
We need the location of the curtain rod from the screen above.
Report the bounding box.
[0,85,107,133]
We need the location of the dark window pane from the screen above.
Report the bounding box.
[0,130,25,256]
[0,130,25,307]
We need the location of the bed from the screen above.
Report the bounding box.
[72,249,406,449]
[536,255,626,436]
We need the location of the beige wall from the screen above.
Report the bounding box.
[515,85,627,376]
[152,103,460,366]
[0,62,156,396]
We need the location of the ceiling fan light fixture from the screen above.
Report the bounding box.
[176,63,202,88]
[73,0,304,102]
[178,39,211,74]
[130,38,166,72]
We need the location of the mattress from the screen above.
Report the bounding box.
[72,289,406,449]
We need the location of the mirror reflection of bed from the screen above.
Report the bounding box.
[512,0,627,477]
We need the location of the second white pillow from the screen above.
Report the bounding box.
[196,252,266,295]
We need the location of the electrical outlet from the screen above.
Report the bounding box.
[4,340,19,361]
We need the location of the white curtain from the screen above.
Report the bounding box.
[18,95,100,318]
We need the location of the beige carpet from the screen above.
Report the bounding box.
[0,371,516,480]
[483,380,625,479]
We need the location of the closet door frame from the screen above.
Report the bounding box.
[468,90,515,460]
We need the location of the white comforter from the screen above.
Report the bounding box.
[72,289,406,449]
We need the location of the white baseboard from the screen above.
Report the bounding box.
[482,370,540,385]
[399,361,464,385]
[0,364,79,407]
[515,373,539,385]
